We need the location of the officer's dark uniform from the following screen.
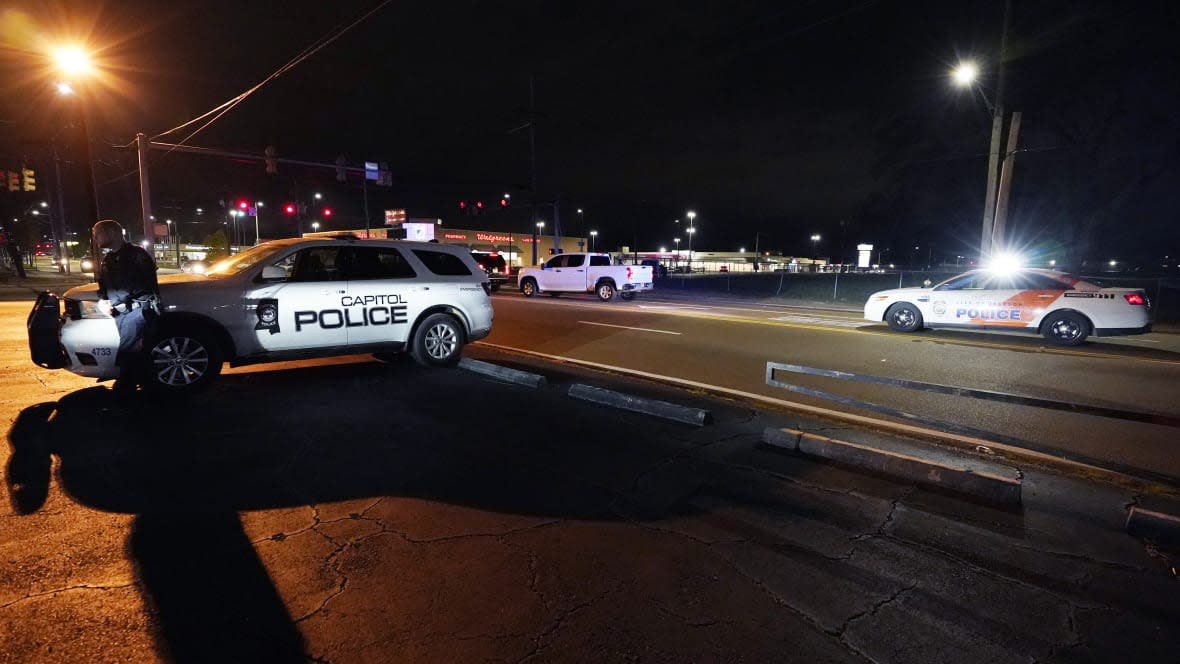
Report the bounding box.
[97,242,160,388]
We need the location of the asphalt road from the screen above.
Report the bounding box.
[483,290,1180,483]
[2,298,1180,663]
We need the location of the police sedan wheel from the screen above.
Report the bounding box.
[411,313,464,367]
[1042,311,1089,346]
[149,330,223,391]
[885,302,923,333]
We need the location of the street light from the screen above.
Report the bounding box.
[810,234,821,260]
[590,229,598,252]
[673,237,680,266]
[533,221,545,265]
[686,226,697,272]
[52,45,100,240]
[311,222,320,232]
[952,61,979,88]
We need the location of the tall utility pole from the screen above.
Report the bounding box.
[980,0,1012,259]
[991,111,1022,245]
[136,133,155,253]
[529,75,539,266]
[52,143,71,273]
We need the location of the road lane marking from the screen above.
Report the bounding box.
[473,341,1176,490]
[500,298,1180,367]
[767,314,871,328]
[579,321,682,335]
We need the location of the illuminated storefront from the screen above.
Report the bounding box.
[307,222,587,269]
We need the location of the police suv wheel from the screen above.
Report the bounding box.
[596,281,616,301]
[1042,311,1089,346]
[411,313,464,367]
[147,329,223,392]
[521,279,538,297]
[885,302,923,333]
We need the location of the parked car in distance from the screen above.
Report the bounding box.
[471,251,509,291]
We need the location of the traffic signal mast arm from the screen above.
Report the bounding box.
[146,141,369,178]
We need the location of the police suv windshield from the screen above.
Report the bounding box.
[204,243,289,278]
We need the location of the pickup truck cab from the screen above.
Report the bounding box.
[518,253,654,301]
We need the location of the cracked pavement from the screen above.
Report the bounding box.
[2,307,1179,662]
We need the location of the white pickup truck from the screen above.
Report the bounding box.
[518,253,654,301]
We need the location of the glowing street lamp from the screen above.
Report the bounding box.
[52,45,103,265]
[810,233,821,259]
[590,229,598,252]
[532,221,545,265]
[311,222,320,232]
[951,61,979,87]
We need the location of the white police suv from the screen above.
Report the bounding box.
[864,268,1150,346]
[28,236,494,393]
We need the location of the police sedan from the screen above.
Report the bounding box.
[29,236,495,393]
[863,268,1150,346]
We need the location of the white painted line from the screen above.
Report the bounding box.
[637,304,711,311]
[473,340,1174,491]
[578,321,682,335]
[767,314,870,328]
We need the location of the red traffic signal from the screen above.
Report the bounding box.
[284,203,296,216]
[323,208,332,217]
[458,200,468,210]
[475,200,485,210]
[238,200,249,210]
[499,197,509,208]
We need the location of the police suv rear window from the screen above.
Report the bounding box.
[347,247,417,280]
[412,249,474,276]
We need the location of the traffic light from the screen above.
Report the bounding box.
[22,168,35,192]
[284,203,296,216]
[458,200,469,215]
[6,171,18,192]
[474,200,485,214]
[265,145,278,174]
[499,196,510,208]
[323,208,332,217]
[238,200,249,211]
[335,155,347,183]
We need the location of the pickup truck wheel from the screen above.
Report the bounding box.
[145,328,223,394]
[596,281,616,301]
[520,278,538,297]
[619,291,636,301]
[411,313,464,367]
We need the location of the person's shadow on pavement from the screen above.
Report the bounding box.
[6,387,306,663]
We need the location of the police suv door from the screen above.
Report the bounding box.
[245,246,349,351]
[338,246,419,348]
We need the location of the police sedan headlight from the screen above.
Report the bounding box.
[73,299,113,319]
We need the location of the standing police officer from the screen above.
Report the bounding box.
[93,220,160,394]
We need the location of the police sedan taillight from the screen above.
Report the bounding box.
[1124,293,1146,305]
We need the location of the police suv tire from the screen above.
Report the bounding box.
[146,328,223,393]
[596,281,616,301]
[619,291,636,301]
[411,313,464,368]
[521,278,538,297]
[1042,311,1089,346]
[885,302,923,333]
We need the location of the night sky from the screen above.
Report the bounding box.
[2,0,1177,267]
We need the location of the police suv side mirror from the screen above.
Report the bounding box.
[260,266,287,281]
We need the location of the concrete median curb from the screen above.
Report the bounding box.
[568,384,712,426]
[458,358,547,388]
[1126,506,1180,547]
[762,427,1022,506]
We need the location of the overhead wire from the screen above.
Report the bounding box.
[147,0,394,153]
